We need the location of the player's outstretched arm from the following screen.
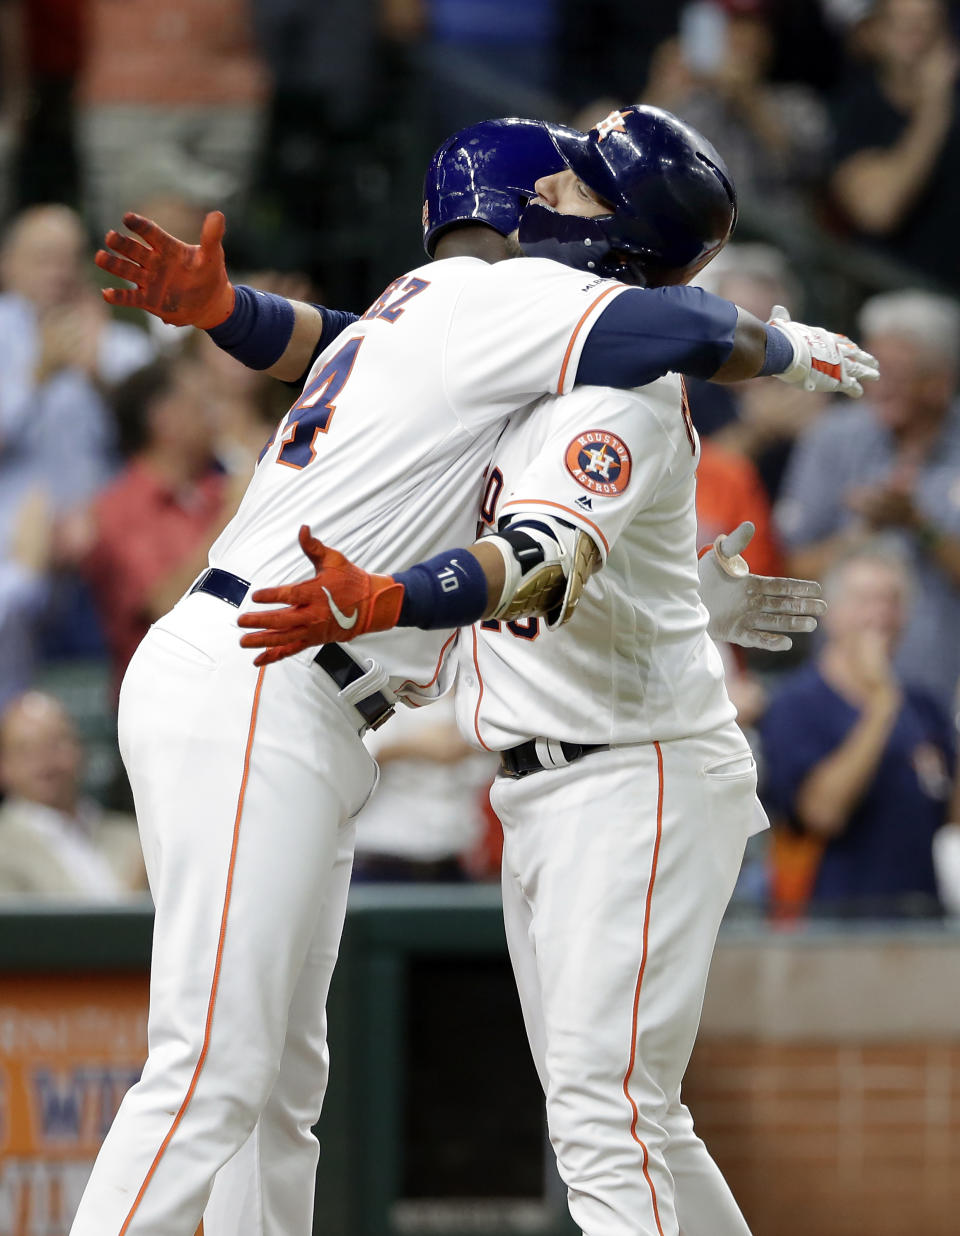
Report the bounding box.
[237,519,591,666]
[95,211,326,381]
[706,304,879,395]
[697,521,827,652]
[577,287,879,397]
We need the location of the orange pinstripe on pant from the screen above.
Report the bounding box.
[621,740,666,1236]
[116,669,265,1236]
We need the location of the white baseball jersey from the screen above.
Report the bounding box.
[209,257,628,698]
[468,374,758,1235]
[68,257,643,1236]
[457,373,737,749]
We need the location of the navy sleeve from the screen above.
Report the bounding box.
[310,305,360,364]
[575,285,738,389]
[288,305,362,387]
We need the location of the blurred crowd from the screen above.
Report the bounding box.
[1,0,960,920]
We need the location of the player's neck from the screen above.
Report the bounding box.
[434,225,510,264]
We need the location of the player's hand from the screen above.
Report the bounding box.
[698,520,826,652]
[237,525,405,666]
[95,210,236,328]
[768,305,879,399]
[845,628,899,701]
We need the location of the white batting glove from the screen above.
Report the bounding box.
[698,521,827,652]
[768,304,880,398]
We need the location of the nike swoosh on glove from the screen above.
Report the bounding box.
[698,520,827,652]
[769,305,880,398]
[237,525,405,666]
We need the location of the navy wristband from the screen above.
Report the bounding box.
[395,549,488,630]
[206,284,296,370]
[759,324,794,376]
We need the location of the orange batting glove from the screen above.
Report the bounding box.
[237,525,406,667]
[95,210,236,328]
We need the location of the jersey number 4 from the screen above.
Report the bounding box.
[264,336,364,470]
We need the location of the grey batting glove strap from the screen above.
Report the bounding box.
[698,520,827,652]
[768,304,880,399]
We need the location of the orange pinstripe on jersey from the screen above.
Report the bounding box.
[116,667,267,1236]
[622,740,666,1236]
[469,626,492,751]
[397,630,458,695]
[679,377,696,455]
[501,498,610,555]
[556,285,623,393]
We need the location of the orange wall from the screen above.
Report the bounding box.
[686,1038,960,1236]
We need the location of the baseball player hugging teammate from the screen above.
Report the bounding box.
[82,107,876,1236]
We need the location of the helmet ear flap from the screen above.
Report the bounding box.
[516,203,653,286]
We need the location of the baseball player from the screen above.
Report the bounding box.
[77,110,870,1236]
[235,114,878,1236]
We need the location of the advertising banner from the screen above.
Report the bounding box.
[0,974,148,1236]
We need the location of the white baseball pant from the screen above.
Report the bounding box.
[68,591,377,1236]
[493,723,758,1236]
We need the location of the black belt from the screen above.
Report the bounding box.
[313,644,395,731]
[500,739,610,778]
[190,566,249,607]
[190,568,395,732]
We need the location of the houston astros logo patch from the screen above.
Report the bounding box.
[565,430,632,495]
[595,109,633,141]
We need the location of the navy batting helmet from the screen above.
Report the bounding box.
[422,118,570,258]
[517,106,737,287]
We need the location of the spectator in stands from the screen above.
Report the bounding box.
[689,242,828,502]
[76,0,267,233]
[79,352,248,692]
[641,0,828,213]
[13,0,86,214]
[830,0,960,290]
[0,690,145,895]
[933,756,960,913]
[761,544,952,919]
[697,438,784,581]
[0,204,154,547]
[419,0,561,105]
[696,440,784,728]
[559,3,678,115]
[0,0,29,223]
[0,490,55,708]
[189,301,300,475]
[776,290,960,713]
[353,695,496,882]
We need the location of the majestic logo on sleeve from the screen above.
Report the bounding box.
[565,430,632,495]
